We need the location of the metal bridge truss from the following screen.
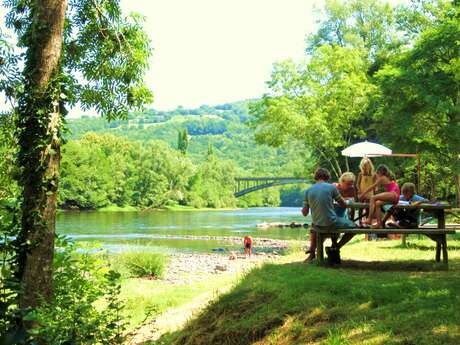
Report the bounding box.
[234,177,310,197]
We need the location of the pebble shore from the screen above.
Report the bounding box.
[161,237,291,284]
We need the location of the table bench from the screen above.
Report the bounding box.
[315,227,456,264]
[315,201,457,265]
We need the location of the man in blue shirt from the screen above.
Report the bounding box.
[302,168,355,262]
[383,182,429,228]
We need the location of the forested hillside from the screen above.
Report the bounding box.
[60,101,312,209]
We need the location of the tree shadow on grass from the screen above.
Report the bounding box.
[378,242,460,251]
[327,259,450,272]
[152,258,460,345]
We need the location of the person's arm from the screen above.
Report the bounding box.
[336,195,347,208]
[411,195,429,205]
[332,185,347,208]
[302,190,309,216]
[356,173,362,193]
[302,204,309,217]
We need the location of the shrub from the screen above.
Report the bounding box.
[118,251,169,278]
[27,237,126,344]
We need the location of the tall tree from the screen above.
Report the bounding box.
[250,45,375,177]
[3,0,152,311]
[375,4,460,203]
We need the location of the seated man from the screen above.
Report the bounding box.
[382,182,429,228]
[302,168,356,262]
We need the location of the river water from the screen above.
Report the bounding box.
[57,207,310,253]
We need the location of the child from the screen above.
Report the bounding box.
[334,172,356,220]
[243,236,253,258]
[359,164,400,228]
[382,182,429,228]
[357,157,376,201]
[356,157,376,227]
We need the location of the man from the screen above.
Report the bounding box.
[302,168,355,262]
[383,182,429,228]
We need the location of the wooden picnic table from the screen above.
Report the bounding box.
[315,202,457,265]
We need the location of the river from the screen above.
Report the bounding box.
[57,207,310,253]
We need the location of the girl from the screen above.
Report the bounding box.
[359,164,400,228]
[357,157,376,227]
[357,157,376,202]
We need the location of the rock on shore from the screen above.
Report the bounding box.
[162,251,280,285]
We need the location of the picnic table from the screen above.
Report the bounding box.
[315,202,457,265]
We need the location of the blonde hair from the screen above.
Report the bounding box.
[401,182,416,195]
[359,157,374,176]
[339,172,356,184]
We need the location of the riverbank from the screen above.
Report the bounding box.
[58,204,242,213]
[129,235,460,345]
[124,251,283,344]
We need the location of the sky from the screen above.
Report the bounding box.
[1,0,408,116]
[119,0,323,112]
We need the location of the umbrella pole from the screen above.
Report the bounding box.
[417,155,421,194]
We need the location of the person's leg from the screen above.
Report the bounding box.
[304,229,317,262]
[337,233,355,248]
[367,195,377,225]
[374,200,384,227]
[382,206,395,226]
[371,193,397,228]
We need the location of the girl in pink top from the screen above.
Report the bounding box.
[359,164,400,228]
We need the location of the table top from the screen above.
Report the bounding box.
[346,202,451,210]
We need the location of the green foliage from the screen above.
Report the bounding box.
[117,251,169,278]
[187,156,237,208]
[26,237,126,344]
[374,4,460,201]
[251,45,375,178]
[177,128,189,155]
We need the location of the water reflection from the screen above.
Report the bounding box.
[57,207,310,253]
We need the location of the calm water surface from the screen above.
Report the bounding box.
[57,207,310,253]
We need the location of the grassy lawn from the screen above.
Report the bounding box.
[151,234,460,345]
[121,271,244,328]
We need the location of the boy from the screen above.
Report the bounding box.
[302,168,355,262]
[243,236,253,258]
[383,182,429,228]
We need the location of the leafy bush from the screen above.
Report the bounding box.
[26,237,126,344]
[118,251,169,278]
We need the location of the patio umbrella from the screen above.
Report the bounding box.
[341,141,392,157]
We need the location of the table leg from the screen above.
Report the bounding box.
[435,236,441,262]
[437,210,446,263]
[317,232,324,263]
[442,234,448,265]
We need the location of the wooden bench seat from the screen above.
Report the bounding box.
[314,227,457,265]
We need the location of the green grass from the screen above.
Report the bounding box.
[155,234,460,345]
[121,272,241,328]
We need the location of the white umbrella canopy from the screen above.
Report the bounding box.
[341,141,392,157]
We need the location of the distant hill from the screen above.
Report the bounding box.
[66,101,310,177]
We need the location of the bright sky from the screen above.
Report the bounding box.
[119,0,323,112]
[0,0,408,116]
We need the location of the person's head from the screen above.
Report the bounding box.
[339,172,356,188]
[359,157,374,175]
[376,164,394,180]
[401,182,416,199]
[314,168,331,182]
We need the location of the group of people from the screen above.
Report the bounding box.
[302,157,428,262]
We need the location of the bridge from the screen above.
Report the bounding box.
[234,177,311,197]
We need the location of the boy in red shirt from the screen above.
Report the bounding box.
[243,236,253,258]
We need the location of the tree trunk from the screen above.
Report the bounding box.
[455,175,460,208]
[16,0,68,309]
